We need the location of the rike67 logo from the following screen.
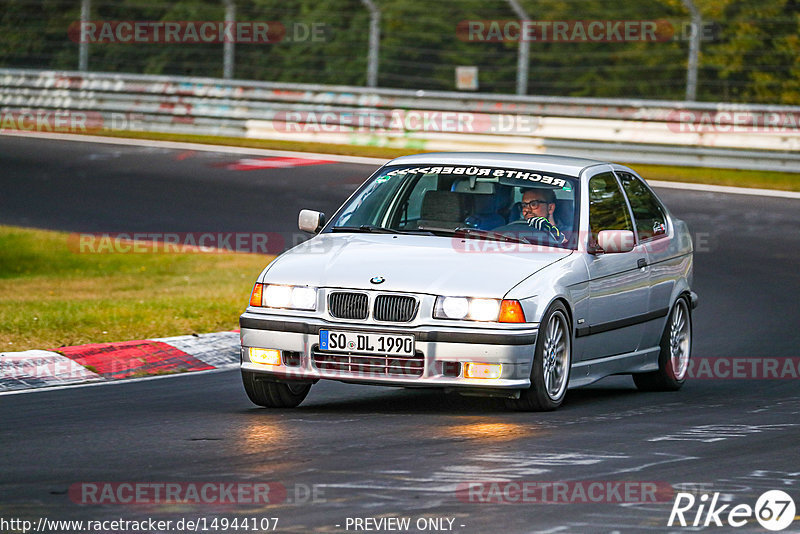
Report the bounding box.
[668,490,796,531]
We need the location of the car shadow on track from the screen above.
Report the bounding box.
[238,376,651,415]
[239,387,504,415]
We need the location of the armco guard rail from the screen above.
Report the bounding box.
[2,68,800,172]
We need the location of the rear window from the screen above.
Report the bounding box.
[617,172,668,240]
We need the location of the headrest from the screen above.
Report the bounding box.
[420,191,465,220]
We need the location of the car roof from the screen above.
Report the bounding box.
[386,152,609,176]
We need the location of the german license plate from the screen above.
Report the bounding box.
[319,330,415,356]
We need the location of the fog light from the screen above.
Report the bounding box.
[249,348,281,366]
[464,362,502,379]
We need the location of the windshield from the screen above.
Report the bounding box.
[325,163,580,249]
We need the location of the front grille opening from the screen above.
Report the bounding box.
[282,351,301,367]
[374,295,418,322]
[442,361,462,377]
[311,345,424,377]
[328,292,369,320]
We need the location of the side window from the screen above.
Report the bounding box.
[617,172,667,240]
[588,172,633,242]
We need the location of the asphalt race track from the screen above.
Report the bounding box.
[1,135,799,533]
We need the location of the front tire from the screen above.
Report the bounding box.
[506,302,572,411]
[242,370,312,408]
[633,297,692,391]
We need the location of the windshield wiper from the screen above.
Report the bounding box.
[331,225,420,235]
[416,225,461,236]
[457,227,531,244]
[418,226,530,244]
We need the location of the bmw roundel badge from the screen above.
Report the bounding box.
[370,276,385,284]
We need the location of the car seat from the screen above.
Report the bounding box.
[463,194,506,229]
[417,190,469,229]
[451,179,510,230]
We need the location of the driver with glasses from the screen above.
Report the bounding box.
[520,188,568,245]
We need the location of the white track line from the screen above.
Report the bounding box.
[2,131,798,199]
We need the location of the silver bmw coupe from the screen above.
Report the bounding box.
[239,152,697,410]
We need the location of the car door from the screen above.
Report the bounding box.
[615,170,679,350]
[579,171,650,359]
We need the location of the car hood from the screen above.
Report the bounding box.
[261,233,572,297]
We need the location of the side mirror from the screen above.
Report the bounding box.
[596,230,635,253]
[298,209,326,234]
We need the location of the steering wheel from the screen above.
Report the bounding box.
[493,220,565,247]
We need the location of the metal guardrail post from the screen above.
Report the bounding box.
[78,0,90,71]
[507,0,530,96]
[223,0,236,79]
[361,0,380,87]
[682,0,701,102]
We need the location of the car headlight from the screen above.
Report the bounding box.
[249,283,318,311]
[434,297,526,323]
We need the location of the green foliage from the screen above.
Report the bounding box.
[0,0,798,103]
[699,0,800,103]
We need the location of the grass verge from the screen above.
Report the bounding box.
[0,225,273,351]
[91,130,800,192]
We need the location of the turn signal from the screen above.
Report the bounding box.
[249,283,263,307]
[499,300,526,323]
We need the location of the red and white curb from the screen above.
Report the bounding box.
[0,331,240,393]
[227,156,337,171]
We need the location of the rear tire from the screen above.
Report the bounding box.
[506,302,572,411]
[241,370,312,408]
[633,297,692,392]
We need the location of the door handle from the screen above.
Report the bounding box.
[637,258,648,269]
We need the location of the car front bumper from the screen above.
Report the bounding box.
[239,312,538,391]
